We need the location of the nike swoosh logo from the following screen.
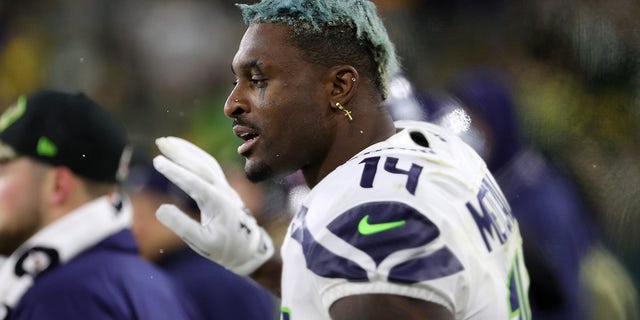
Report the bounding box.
[358,214,406,235]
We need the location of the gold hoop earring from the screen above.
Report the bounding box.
[335,102,353,121]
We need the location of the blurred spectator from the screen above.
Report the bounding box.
[126,163,278,320]
[422,69,638,320]
[0,89,197,319]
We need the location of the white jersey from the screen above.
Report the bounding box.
[280,120,530,320]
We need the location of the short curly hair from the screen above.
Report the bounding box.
[237,0,400,99]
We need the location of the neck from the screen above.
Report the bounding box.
[302,105,396,188]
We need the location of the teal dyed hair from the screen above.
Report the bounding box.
[237,0,400,99]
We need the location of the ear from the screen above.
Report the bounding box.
[47,167,76,206]
[328,65,359,107]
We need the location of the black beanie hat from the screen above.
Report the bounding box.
[0,89,131,182]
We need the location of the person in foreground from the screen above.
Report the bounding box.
[152,0,531,319]
[0,90,197,319]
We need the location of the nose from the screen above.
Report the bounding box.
[224,94,246,119]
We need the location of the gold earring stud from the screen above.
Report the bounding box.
[335,102,353,121]
[234,99,239,103]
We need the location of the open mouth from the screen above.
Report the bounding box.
[239,131,258,142]
[233,125,259,155]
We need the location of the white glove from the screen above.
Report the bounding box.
[152,136,274,275]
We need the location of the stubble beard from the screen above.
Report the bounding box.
[244,159,274,183]
[0,221,41,256]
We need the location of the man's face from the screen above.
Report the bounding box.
[225,23,334,182]
[0,158,45,256]
[130,190,182,261]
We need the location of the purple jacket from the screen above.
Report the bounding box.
[10,230,198,320]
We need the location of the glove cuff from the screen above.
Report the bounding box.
[231,227,275,275]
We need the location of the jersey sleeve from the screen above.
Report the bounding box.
[283,121,528,319]
[292,150,477,313]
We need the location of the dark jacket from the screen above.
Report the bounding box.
[11,230,198,320]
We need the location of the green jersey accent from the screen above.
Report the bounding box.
[358,214,406,235]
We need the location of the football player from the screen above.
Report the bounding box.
[152,1,531,319]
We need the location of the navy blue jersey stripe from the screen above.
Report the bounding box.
[290,202,464,283]
[328,202,440,266]
[291,206,368,281]
[389,247,464,283]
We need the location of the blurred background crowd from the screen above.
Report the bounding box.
[1,0,638,318]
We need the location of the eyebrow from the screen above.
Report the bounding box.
[232,59,264,75]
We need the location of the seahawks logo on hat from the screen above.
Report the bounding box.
[36,137,58,157]
[0,95,27,133]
